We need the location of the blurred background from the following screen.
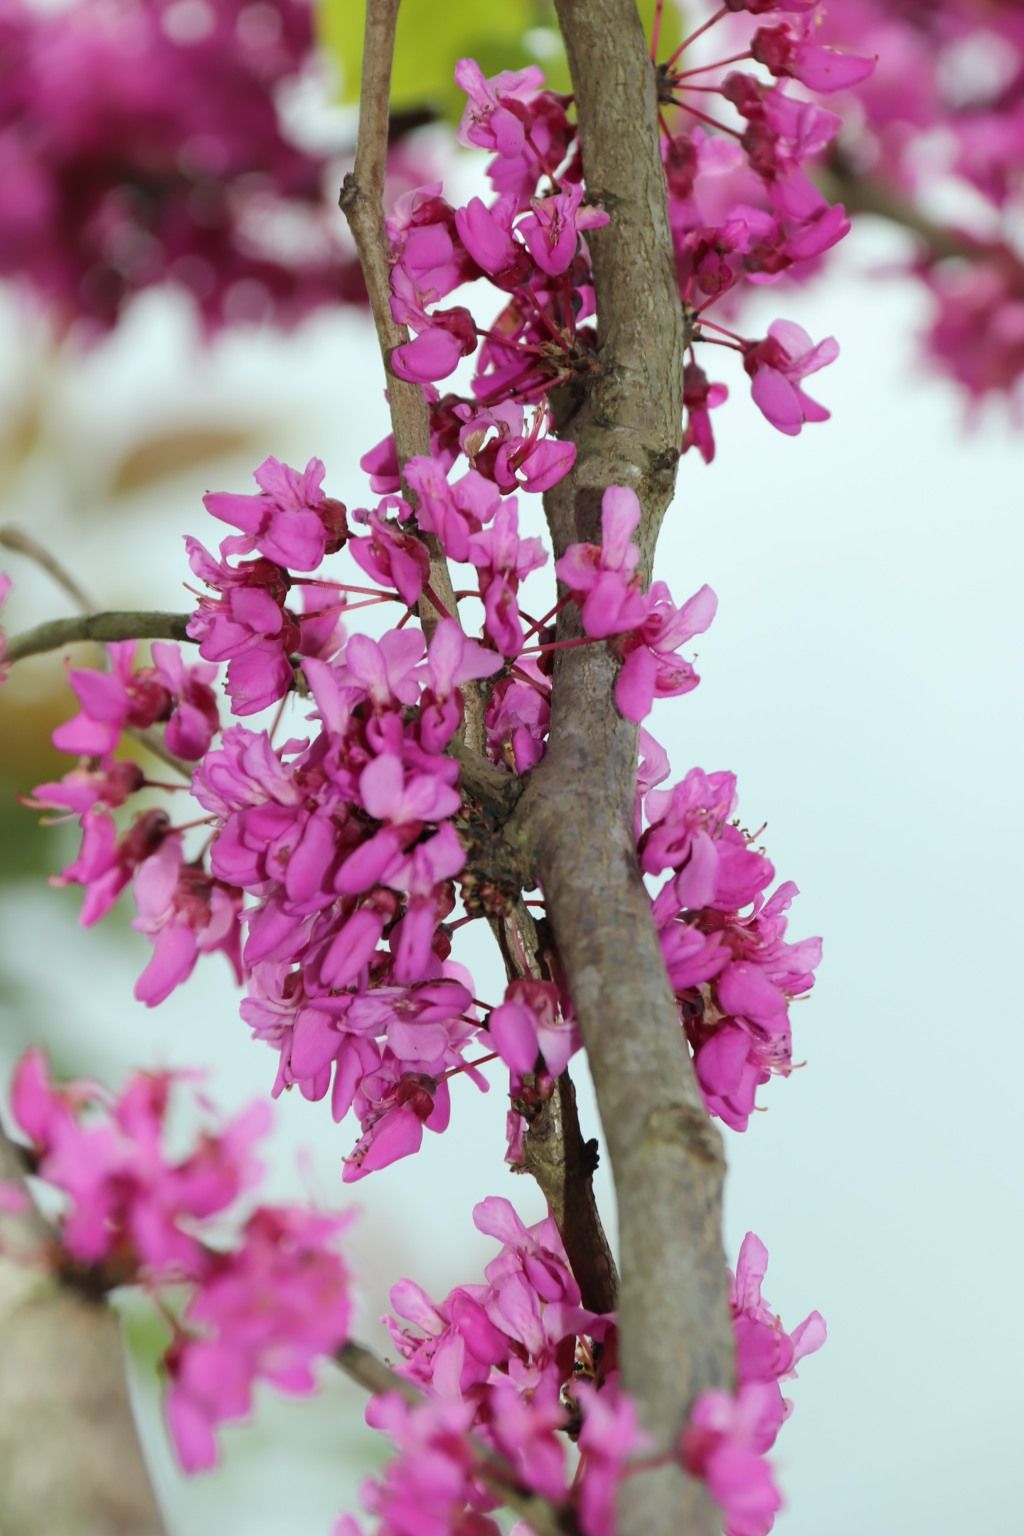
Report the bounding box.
[1,2,1022,1533]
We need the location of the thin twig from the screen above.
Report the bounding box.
[337,0,461,647]
[3,611,193,666]
[0,524,96,614]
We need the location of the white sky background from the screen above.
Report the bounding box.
[0,200,1021,1534]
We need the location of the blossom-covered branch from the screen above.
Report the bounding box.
[0,4,851,1532]
[512,4,732,1532]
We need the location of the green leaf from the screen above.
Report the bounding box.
[316,0,684,120]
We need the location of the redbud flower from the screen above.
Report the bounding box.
[744,320,839,436]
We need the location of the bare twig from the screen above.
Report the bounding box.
[489,895,620,1315]
[0,525,96,615]
[335,1339,578,1536]
[0,1121,166,1536]
[338,0,462,652]
[520,1066,619,1316]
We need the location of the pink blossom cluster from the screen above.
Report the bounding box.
[345,1195,630,1535]
[29,442,815,1174]
[639,761,821,1130]
[361,18,867,467]
[24,636,247,1002]
[3,1049,353,1470]
[682,1232,826,1536]
[342,1203,822,1536]
[811,0,1024,407]
[0,0,374,334]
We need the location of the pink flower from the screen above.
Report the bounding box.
[730,1233,826,1388]
[744,320,839,436]
[51,640,218,760]
[615,582,718,724]
[682,363,729,464]
[131,836,243,1007]
[575,1384,648,1536]
[681,1384,784,1536]
[518,184,609,277]
[166,1206,353,1471]
[405,457,500,563]
[419,618,503,750]
[349,499,430,607]
[54,807,171,926]
[391,321,472,385]
[27,757,144,817]
[151,643,220,759]
[10,1051,269,1271]
[353,1392,499,1536]
[203,457,347,572]
[454,194,522,278]
[455,59,546,156]
[752,24,875,94]
[53,641,169,757]
[487,979,580,1079]
[556,486,648,640]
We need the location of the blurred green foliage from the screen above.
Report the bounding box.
[317,0,683,119]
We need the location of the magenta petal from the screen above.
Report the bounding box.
[792,43,876,93]
[716,962,787,1026]
[135,923,199,1006]
[166,1386,218,1473]
[751,366,804,435]
[615,646,659,723]
[320,909,384,987]
[260,510,326,572]
[68,670,128,722]
[284,814,335,903]
[290,1009,340,1079]
[344,1105,424,1179]
[391,328,464,384]
[695,1023,751,1099]
[336,829,404,896]
[488,1000,540,1074]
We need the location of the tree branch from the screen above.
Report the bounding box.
[3,611,193,666]
[338,0,461,649]
[511,4,734,1533]
[0,1122,166,1536]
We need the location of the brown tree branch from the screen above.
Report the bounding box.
[337,0,461,652]
[509,4,734,1533]
[487,895,619,1316]
[3,610,193,666]
[0,1122,166,1536]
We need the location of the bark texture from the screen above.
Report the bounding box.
[0,1129,166,1536]
[512,3,735,1531]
